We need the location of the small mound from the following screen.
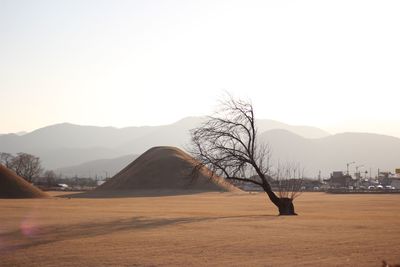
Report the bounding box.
[96,146,239,193]
[0,165,48,198]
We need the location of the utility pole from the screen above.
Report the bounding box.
[355,165,364,179]
[346,161,355,175]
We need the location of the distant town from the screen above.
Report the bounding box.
[231,166,400,194]
[34,166,400,194]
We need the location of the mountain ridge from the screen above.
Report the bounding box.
[260,129,400,177]
[1,117,398,177]
[0,117,329,169]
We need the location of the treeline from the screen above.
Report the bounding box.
[0,152,98,187]
[0,152,42,182]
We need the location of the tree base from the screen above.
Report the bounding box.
[278,197,297,216]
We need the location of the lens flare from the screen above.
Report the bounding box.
[20,217,40,238]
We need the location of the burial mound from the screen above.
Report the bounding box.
[96,146,238,192]
[0,164,48,198]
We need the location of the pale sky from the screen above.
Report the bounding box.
[1,0,399,137]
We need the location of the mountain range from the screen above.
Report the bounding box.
[1,117,399,178]
[259,130,400,177]
[54,154,138,179]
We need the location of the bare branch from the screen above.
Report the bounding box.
[188,93,301,215]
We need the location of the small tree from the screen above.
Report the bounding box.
[0,152,14,169]
[43,170,57,186]
[10,153,43,182]
[189,95,302,215]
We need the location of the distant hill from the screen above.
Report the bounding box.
[260,130,400,177]
[0,131,26,137]
[62,129,400,179]
[2,117,398,178]
[55,154,138,178]
[0,164,48,198]
[0,117,329,169]
[257,119,330,139]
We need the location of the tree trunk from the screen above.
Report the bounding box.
[277,197,297,215]
[262,184,297,215]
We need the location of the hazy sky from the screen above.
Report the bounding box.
[1,0,399,137]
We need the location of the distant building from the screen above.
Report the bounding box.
[324,171,355,188]
[301,178,324,190]
[389,169,400,189]
[378,171,392,179]
[378,171,392,186]
[379,170,400,188]
[390,178,400,189]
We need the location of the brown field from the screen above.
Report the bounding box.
[0,192,399,266]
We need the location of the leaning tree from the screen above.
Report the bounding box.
[189,95,302,215]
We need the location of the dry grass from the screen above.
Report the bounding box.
[0,192,399,266]
[0,164,48,198]
[97,146,238,192]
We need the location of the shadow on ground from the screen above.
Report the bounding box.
[0,214,276,254]
[59,190,237,198]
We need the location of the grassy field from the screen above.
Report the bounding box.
[0,192,399,266]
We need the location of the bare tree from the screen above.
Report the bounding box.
[0,152,15,168]
[10,153,43,182]
[43,170,57,186]
[189,95,302,215]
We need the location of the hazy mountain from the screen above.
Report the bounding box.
[0,117,329,169]
[0,132,26,137]
[15,131,27,136]
[8,116,399,176]
[1,117,396,177]
[115,117,330,154]
[0,123,156,169]
[116,117,206,153]
[40,147,125,170]
[260,130,400,178]
[55,154,138,178]
[56,129,400,179]
[257,119,330,138]
[0,123,154,151]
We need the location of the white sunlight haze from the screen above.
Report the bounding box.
[0,0,399,137]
